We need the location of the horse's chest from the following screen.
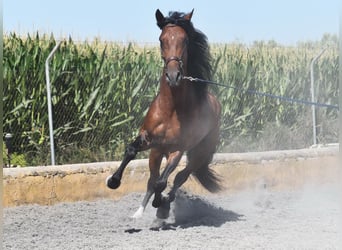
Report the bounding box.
[154,112,182,143]
[151,111,205,148]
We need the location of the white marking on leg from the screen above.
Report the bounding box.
[131,206,144,219]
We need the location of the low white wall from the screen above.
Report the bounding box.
[3,147,340,207]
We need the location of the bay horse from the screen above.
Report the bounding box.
[106,9,222,219]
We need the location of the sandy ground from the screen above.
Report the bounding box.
[3,183,342,250]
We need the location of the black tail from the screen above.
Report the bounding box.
[192,165,223,193]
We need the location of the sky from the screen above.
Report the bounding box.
[3,0,341,45]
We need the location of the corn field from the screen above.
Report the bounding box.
[3,33,339,166]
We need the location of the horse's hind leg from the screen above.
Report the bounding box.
[167,128,220,203]
[166,168,192,203]
[132,149,163,218]
[189,128,221,193]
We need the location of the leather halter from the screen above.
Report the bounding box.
[163,56,183,69]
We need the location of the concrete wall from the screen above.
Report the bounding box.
[3,147,340,207]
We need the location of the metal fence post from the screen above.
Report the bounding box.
[310,47,327,146]
[45,41,61,166]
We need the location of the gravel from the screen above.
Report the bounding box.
[3,183,342,250]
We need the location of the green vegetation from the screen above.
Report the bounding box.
[3,33,339,166]
[3,142,27,167]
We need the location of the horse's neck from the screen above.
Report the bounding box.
[159,80,196,112]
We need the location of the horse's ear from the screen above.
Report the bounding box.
[184,9,194,21]
[156,9,165,29]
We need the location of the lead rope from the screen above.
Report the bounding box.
[183,76,339,110]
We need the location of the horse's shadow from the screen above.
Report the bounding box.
[150,190,243,231]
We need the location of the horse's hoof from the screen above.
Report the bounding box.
[106,175,121,189]
[156,207,170,219]
[156,199,170,219]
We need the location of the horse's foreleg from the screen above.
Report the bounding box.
[152,151,183,208]
[132,188,153,219]
[132,149,163,218]
[106,135,148,189]
[106,144,137,189]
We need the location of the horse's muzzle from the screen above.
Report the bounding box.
[165,69,182,87]
[163,56,184,87]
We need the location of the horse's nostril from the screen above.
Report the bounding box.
[176,72,181,81]
[165,70,181,86]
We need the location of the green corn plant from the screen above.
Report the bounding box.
[3,32,338,165]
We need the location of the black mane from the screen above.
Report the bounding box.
[158,11,212,96]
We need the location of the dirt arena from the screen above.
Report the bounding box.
[3,148,341,249]
[4,183,342,249]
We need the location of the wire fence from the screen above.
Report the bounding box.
[3,33,339,166]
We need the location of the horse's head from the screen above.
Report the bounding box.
[156,9,194,87]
